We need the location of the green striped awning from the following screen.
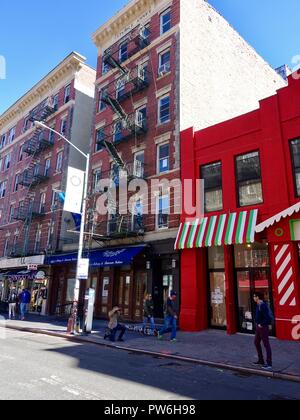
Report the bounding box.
[175,210,258,250]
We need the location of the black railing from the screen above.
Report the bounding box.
[13,201,46,222]
[18,165,51,188]
[103,67,150,105]
[23,133,54,156]
[103,25,151,72]
[28,97,56,123]
[99,113,147,147]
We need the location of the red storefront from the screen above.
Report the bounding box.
[177,73,300,342]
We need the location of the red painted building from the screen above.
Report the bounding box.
[177,73,300,341]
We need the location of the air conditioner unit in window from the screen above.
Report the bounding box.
[158,63,170,77]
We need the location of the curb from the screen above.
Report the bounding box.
[5,324,300,384]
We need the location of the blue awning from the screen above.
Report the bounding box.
[46,245,146,267]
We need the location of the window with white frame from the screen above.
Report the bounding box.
[47,222,55,250]
[160,9,171,35]
[114,121,123,143]
[156,194,169,229]
[56,152,63,173]
[39,193,46,213]
[19,145,24,162]
[23,116,31,132]
[158,50,171,76]
[44,158,51,177]
[136,106,147,130]
[0,134,6,149]
[4,154,11,171]
[9,127,16,143]
[102,57,110,75]
[60,118,68,136]
[95,128,105,152]
[119,41,128,63]
[64,84,71,104]
[34,226,42,253]
[158,143,170,174]
[158,95,170,124]
[132,199,144,231]
[98,89,107,112]
[3,238,9,257]
[0,181,7,198]
[9,205,14,223]
[93,169,102,193]
[14,175,20,192]
[116,78,126,100]
[49,126,55,144]
[134,151,145,178]
[53,94,59,111]
[51,190,61,209]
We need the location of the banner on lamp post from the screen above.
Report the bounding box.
[64,167,85,214]
[78,259,90,280]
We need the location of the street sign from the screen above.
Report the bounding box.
[78,259,90,280]
[27,264,38,271]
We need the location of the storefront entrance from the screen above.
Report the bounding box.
[208,248,227,329]
[235,244,274,335]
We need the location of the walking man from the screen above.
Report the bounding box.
[19,289,31,321]
[158,291,178,343]
[7,287,18,320]
[142,294,156,334]
[253,293,273,370]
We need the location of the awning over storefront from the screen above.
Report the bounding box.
[256,202,300,233]
[175,210,258,250]
[0,270,38,281]
[46,245,146,267]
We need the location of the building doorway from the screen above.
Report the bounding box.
[236,268,274,335]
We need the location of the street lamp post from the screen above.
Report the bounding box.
[34,121,90,334]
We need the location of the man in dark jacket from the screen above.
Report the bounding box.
[142,294,155,334]
[7,287,18,320]
[253,293,273,370]
[158,291,178,342]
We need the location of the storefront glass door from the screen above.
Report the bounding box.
[116,273,132,319]
[208,247,227,329]
[236,268,274,335]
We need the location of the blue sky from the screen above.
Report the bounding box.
[0,0,299,115]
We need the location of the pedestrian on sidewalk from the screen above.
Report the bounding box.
[7,286,18,320]
[253,293,273,371]
[142,293,156,335]
[19,289,31,321]
[104,307,126,343]
[158,291,178,343]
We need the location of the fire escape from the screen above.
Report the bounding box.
[10,99,56,258]
[93,25,151,242]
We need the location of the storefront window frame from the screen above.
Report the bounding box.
[290,137,300,197]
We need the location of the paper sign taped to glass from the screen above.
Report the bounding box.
[64,167,85,214]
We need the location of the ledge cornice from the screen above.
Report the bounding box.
[0,52,87,132]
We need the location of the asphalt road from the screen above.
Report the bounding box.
[0,328,299,401]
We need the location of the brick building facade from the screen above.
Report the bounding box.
[0,52,96,315]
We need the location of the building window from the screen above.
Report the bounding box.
[140,25,151,43]
[44,158,51,177]
[236,151,263,207]
[0,181,7,198]
[290,138,300,196]
[4,154,11,171]
[19,145,24,162]
[114,121,123,143]
[34,226,42,254]
[14,175,20,192]
[3,238,9,257]
[23,117,31,132]
[201,162,223,213]
[93,170,102,193]
[102,57,110,76]
[132,199,144,231]
[158,50,171,76]
[64,84,71,104]
[47,222,55,250]
[39,193,46,213]
[9,127,16,143]
[95,128,105,152]
[158,95,170,124]
[0,158,2,172]
[53,94,59,111]
[0,134,7,149]
[98,89,107,112]
[56,152,63,173]
[158,143,170,174]
[60,118,68,136]
[134,151,145,178]
[9,205,14,223]
[160,9,171,35]
[119,41,128,63]
[116,78,126,100]
[157,194,169,229]
[49,127,55,144]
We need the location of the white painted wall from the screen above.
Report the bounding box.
[180,0,286,131]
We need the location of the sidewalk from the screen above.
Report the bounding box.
[3,315,300,383]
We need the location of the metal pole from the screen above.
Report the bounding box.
[72,153,90,334]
